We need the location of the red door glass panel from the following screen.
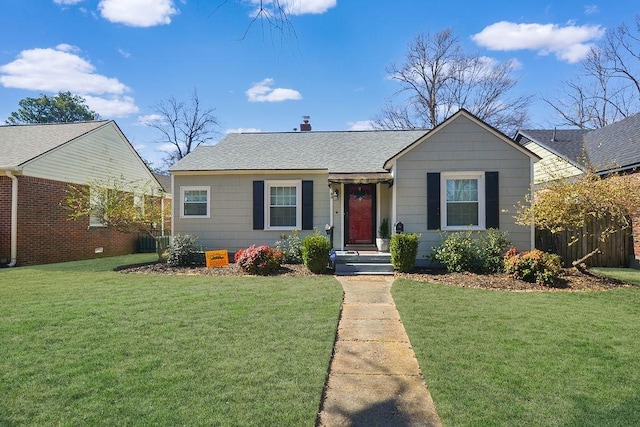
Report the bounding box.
[347,184,373,244]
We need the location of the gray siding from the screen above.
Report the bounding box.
[173,173,330,252]
[22,123,157,190]
[394,115,534,265]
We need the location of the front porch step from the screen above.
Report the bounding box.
[333,251,394,275]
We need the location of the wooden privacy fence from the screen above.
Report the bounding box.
[535,219,633,268]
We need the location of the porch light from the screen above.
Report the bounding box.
[331,189,339,200]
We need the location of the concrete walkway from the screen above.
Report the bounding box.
[317,276,442,427]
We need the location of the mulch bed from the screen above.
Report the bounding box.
[118,262,631,292]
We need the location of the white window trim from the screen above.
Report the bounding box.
[441,172,485,231]
[180,186,210,218]
[264,180,302,230]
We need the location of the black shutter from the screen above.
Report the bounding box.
[302,180,313,230]
[427,172,441,230]
[485,171,499,229]
[253,180,264,230]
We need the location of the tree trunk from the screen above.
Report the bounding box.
[571,248,602,274]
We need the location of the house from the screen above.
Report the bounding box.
[169,109,539,266]
[0,120,164,266]
[515,113,640,266]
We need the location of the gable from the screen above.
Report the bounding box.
[0,121,107,168]
[387,111,538,169]
[20,122,159,190]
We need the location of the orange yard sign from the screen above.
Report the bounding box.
[205,250,229,268]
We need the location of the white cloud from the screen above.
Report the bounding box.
[472,21,605,63]
[0,45,138,118]
[84,95,139,117]
[347,120,374,131]
[246,78,302,102]
[250,0,336,16]
[117,48,131,58]
[226,127,262,133]
[584,5,600,15]
[98,0,178,27]
[54,0,84,4]
[135,114,164,126]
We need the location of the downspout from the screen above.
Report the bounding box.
[5,171,18,267]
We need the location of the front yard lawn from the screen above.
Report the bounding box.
[393,276,640,426]
[0,254,342,426]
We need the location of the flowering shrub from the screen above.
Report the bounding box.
[234,245,283,275]
[274,230,303,264]
[504,248,562,285]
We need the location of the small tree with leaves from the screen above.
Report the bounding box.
[6,91,97,124]
[516,170,640,272]
[64,177,170,260]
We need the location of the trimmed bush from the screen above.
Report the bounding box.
[167,234,198,267]
[390,233,420,272]
[504,248,562,285]
[274,230,303,264]
[302,232,331,273]
[234,245,283,275]
[431,229,510,273]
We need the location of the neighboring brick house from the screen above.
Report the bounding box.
[515,113,640,266]
[0,120,164,266]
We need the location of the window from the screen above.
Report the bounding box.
[181,186,209,218]
[442,172,485,230]
[265,180,301,229]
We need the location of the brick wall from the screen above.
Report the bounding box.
[0,176,11,264]
[0,176,137,266]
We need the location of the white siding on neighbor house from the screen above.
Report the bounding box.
[172,173,330,253]
[394,115,534,266]
[21,123,158,191]
[524,142,583,183]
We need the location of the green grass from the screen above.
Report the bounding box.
[393,278,640,426]
[592,267,640,285]
[0,254,342,426]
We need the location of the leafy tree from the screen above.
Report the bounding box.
[544,15,640,129]
[5,91,97,124]
[64,177,170,260]
[147,89,219,166]
[516,170,640,271]
[374,28,531,136]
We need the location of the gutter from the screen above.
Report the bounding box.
[4,170,18,267]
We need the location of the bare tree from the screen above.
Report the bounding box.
[544,15,640,129]
[148,89,219,166]
[213,0,296,42]
[374,29,531,136]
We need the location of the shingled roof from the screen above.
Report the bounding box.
[170,129,429,174]
[0,120,109,168]
[516,113,640,174]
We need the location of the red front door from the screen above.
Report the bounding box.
[346,184,375,245]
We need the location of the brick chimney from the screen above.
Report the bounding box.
[300,115,312,132]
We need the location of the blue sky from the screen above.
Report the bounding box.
[0,0,636,168]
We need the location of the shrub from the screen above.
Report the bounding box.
[431,231,475,272]
[504,249,562,285]
[475,229,511,273]
[302,232,331,273]
[167,234,199,267]
[431,229,510,273]
[274,230,303,264]
[390,233,420,272]
[234,245,283,275]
